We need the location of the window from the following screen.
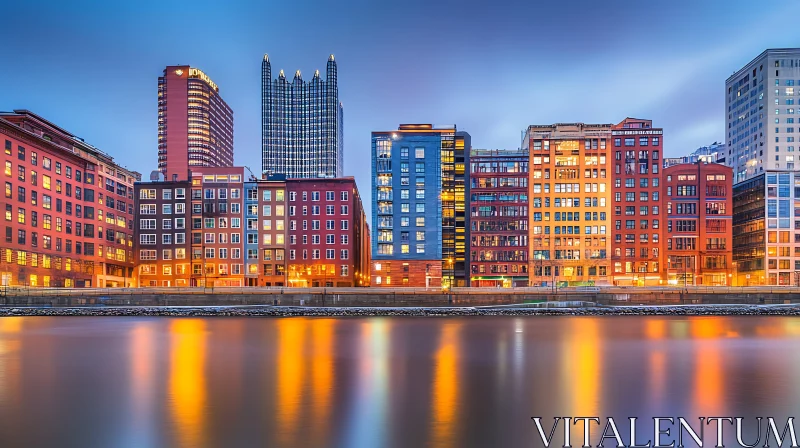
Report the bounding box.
[415,147,424,158]
[416,217,425,227]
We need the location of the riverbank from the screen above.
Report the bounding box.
[2,304,800,317]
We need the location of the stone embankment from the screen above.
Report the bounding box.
[2,305,800,317]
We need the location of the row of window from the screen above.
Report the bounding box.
[533,212,607,222]
[665,202,728,215]
[376,203,425,214]
[614,192,660,202]
[614,247,659,258]
[4,228,105,255]
[140,188,187,200]
[287,249,350,260]
[531,226,608,235]
[4,142,86,181]
[4,207,124,240]
[613,233,660,243]
[614,137,661,147]
[614,178,660,188]
[532,140,608,151]
[375,244,424,256]
[376,230,424,243]
[139,263,243,276]
[1,249,94,269]
[286,234,350,245]
[613,205,660,216]
[289,205,348,216]
[245,189,285,201]
[288,191,349,202]
[375,143,425,160]
[614,219,660,230]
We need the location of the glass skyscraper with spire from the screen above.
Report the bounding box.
[261,54,343,178]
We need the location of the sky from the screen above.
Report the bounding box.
[2,0,800,218]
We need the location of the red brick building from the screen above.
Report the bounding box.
[468,149,529,287]
[610,118,663,286]
[1,110,140,287]
[158,66,234,181]
[660,162,733,286]
[135,167,246,287]
[286,177,369,287]
[252,176,287,286]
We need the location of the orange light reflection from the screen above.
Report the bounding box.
[311,319,335,446]
[275,318,307,446]
[168,319,207,448]
[690,318,724,414]
[430,323,462,448]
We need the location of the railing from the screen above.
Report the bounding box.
[3,285,800,297]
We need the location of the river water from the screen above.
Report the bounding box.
[0,315,798,447]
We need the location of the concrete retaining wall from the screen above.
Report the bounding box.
[2,291,800,307]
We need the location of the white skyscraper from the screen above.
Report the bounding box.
[726,49,800,183]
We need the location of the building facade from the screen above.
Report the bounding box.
[158,66,234,181]
[249,175,287,286]
[286,178,369,287]
[371,124,471,288]
[261,54,343,178]
[610,118,663,286]
[468,149,529,287]
[190,168,245,286]
[727,49,800,286]
[134,177,191,286]
[661,163,733,286]
[135,168,246,287]
[726,49,800,183]
[523,123,611,286]
[732,173,766,285]
[1,110,140,287]
[733,171,800,285]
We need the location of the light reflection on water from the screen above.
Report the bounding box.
[0,316,796,447]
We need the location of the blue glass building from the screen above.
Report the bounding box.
[261,54,343,178]
[371,125,471,287]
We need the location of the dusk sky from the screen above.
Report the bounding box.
[3,0,800,217]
